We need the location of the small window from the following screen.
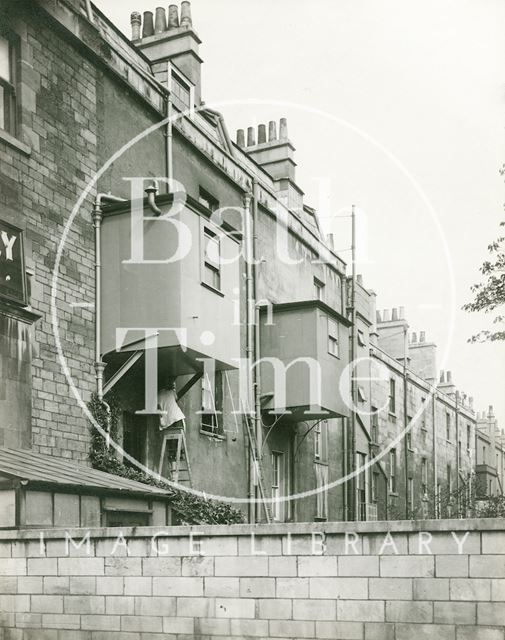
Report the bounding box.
[272,451,284,521]
[420,397,427,430]
[446,412,451,441]
[389,448,397,493]
[388,379,396,414]
[0,32,18,136]
[199,187,219,212]
[467,424,471,452]
[408,477,414,511]
[328,318,339,357]
[406,417,413,449]
[372,472,379,502]
[202,227,221,291]
[314,423,321,460]
[200,370,223,435]
[371,408,379,443]
[447,464,452,493]
[171,71,191,111]
[357,452,367,520]
[314,277,325,301]
[314,420,328,462]
[357,330,366,347]
[315,463,328,520]
[421,457,428,495]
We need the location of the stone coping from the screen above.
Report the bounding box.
[0,518,502,541]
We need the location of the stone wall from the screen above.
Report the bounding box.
[0,519,504,639]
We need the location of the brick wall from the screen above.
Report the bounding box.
[0,519,504,639]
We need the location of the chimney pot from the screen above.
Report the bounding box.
[279,117,288,140]
[236,129,245,148]
[131,11,142,40]
[268,120,277,141]
[383,309,390,322]
[326,233,334,249]
[420,331,426,343]
[399,306,405,319]
[440,370,445,383]
[376,310,382,323]
[357,274,363,284]
[391,308,398,321]
[446,371,452,383]
[247,126,256,147]
[258,124,266,144]
[168,4,179,28]
[154,7,167,33]
[411,332,417,343]
[469,396,474,408]
[142,11,154,37]
[180,1,192,27]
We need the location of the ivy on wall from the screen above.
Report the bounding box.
[88,394,244,525]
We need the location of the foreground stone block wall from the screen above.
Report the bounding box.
[0,519,504,639]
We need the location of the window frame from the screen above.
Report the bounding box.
[170,69,193,114]
[328,318,340,358]
[199,369,224,437]
[389,448,397,494]
[0,30,19,138]
[388,378,396,415]
[446,412,451,442]
[201,225,222,293]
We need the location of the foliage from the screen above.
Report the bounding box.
[88,393,244,525]
[463,166,505,342]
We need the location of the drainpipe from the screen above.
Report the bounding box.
[403,325,409,519]
[243,190,255,523]
[455,391,460,515]
[348,205,357,521]
[432,387,438,517]
[252,179,264,523]
[164,64,174,190]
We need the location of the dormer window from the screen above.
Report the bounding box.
[171,70,192,112]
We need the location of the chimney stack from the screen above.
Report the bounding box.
[168,4,179,28]
[131,11,142,40]
[279,117,288,140]
[268,120,277,141]
[142,11,154,37]
[247,126,256,147]
[180,0,192,27]
[154,7,167,34]
[236,129,245,148]
[258,124,267,144]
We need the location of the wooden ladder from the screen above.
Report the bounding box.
[158,425,193,487]
[243,413,272,523]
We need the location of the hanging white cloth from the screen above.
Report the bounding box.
[158,387,185,430]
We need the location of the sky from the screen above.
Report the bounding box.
[95,0,505,426]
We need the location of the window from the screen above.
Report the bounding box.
[357,452,367,520]
[199,187,219,212]
[389,379,396,414]
[314,423,321,460]
[446,412,451,441]
[315,463,328,520]
[0,33,17,136]
[171,71,191,111]
[458,441,462,466]
[482,445,486,463]
[200,369,223,435]
[406,416,413,450]
[389,448,397,493]
[272,451,284,521]
[467,424,471,452]
[328,318,339,357]
[420,397,427,430]
[371,408,379,443]
[447,464,452,494]
[372,472,379,502]
[202,227,221,291]
[408,477,414,512]
[313,277,325,301]
[357,329,366,347]
[421,457,428,496]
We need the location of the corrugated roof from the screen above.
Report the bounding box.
[0,448,169,497]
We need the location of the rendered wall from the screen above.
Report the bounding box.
[0,520,504,639]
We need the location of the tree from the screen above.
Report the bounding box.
[463,168,505,343]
